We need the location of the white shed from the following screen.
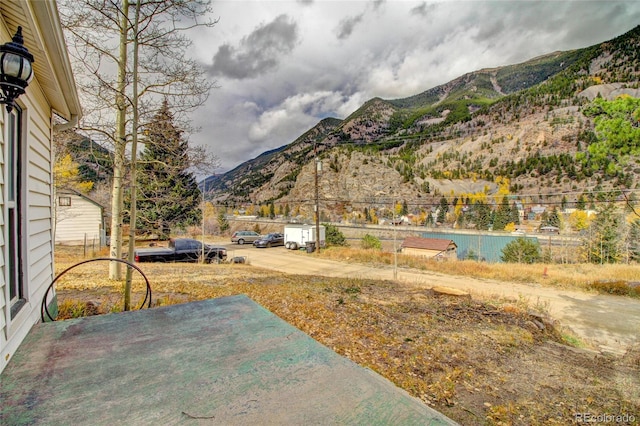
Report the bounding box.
[55,189,104,245]
[0,1,82,373]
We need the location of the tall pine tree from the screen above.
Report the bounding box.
[471,201,492,230]
[135,100,201,238]
[580,203,622,264]
[493,196,511,230]
[628,219,640,263]
[509,203,520,225]
[437,197,449,224]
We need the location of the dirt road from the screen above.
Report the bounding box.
[227,244,640,354]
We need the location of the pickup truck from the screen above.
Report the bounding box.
[134,238,227,263]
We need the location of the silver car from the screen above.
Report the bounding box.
[231,230,261,245]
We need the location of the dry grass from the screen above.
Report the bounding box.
[317,246,640,296]
[53,245,640,425]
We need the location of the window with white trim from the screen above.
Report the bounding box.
[7,108,25,318]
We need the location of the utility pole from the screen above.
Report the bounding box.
[314,143,321,253]
[393,200,397,280]
[201,181,205,263]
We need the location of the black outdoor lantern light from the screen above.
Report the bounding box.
[0,26,35,113]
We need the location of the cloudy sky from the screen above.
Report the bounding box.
[186,0,640,174]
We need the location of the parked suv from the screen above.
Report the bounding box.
[231,230,261,245]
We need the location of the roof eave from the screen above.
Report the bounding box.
[4,1,82,122]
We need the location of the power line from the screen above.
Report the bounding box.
[206,195,637,209]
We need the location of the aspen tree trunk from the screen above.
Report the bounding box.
[109,1,129,280]
[124,1,141,310]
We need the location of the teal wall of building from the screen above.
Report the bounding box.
[421,231,538,262]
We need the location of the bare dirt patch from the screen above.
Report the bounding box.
[51,249,640,426]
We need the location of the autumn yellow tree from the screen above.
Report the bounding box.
[203,201,216,217]
[54,154,94,193]
[494,176,510,202]
[453,198,464,218]
[504,222,516,232]
[394,201,403,216]
[370,209,379,224]
[568,210,591,231]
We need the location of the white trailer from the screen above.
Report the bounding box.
[284,224,326,250]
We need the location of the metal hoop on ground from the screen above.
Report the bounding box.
[41,258,152,322]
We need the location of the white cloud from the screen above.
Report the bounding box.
[188,0,640,173]
[249,91,348,142]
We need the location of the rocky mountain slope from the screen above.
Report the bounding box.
[206,26,640,219]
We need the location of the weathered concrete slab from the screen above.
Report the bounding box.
[1,295,457,425]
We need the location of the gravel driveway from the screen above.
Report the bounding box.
[227,244,640,354]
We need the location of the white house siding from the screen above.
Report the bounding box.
[0,91,55,373]
[0,0,81,373]
[55,193,103,244]
[27,97,55,306]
